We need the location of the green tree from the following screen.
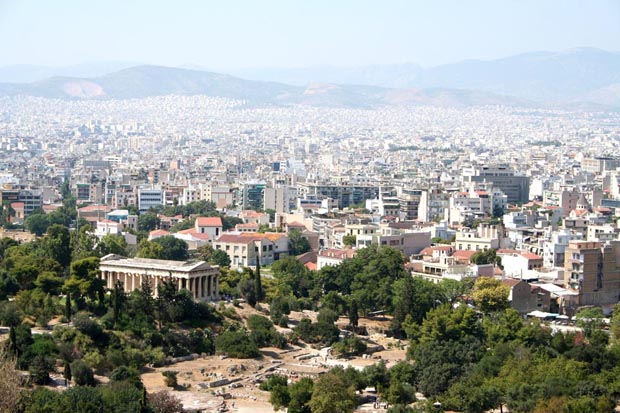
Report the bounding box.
[137,213,160,232]
[138,236,189,261]
[349,298,359,327]
[64,360,72,386]
[272,256,314,298]
[111,280,125,323]
[288,229,311,255]
[25,211,49,236]
[238,277,257,306]
[59,386,103,411]
[71,359,95,386]
[34,271,64,295]
[470,248,502,267]
[391,276,441,336]
[255,254,264,302]
[29,354,55,384]
[40,224,72,268]
[64,291,73,321]
[288,377,314,413]
[351,245,408,315]
[308,369,358,413]
[342,234,357,247]
[96,234,128,257]
[472,277,509,313]
[269,384,291,410]
[210,249,231,267]
[215,330,260,358]
[610,303,620,345]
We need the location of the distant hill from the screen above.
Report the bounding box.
[0,61,140,83]
[0,65,531,108]
[3,48,619,109]
[228,48,620,108]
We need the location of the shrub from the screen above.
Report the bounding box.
[162,371,178,388]
[215,330,260,358]
[71,359,95,386]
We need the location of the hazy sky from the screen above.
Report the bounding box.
[1,0,619,69]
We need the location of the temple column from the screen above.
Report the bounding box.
[215,275,219,298]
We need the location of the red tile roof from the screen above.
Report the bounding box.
[318,248,357,260]
[304,262,317,271]
[519,252,542,260]
[195,216,223,227]
[215,233,255,244]
[177,228,210,240]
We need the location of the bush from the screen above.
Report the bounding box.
[29,355,54,385]
[148,391,184,413]
[278,315,290,328]
[109,366,143,388]
[248,315,288,349]
[294,318,340,346]
[71,359,95,386]
[332,337,367,358]
[259,374,288,391]
[215,330,260,358]
[162,371,178,388]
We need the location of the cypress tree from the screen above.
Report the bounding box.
[112,280,124,323]
[64,360,72,387]
[8,326,17,356]
[65,291,72,322]
[255,254,264,303]
[349,299,359,328]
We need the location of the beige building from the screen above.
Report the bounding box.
[99,255,220,301]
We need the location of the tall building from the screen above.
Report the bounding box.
[0,188,43,217]
[463,165,529,204]
[564,240,620,307]
[138,187,163,213]
[297,183,379,209]
[239,181,266,211]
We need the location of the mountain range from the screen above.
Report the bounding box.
[0,48,619,109]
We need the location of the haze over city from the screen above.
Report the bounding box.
[1,2,620,413]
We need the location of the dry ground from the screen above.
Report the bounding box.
[140,303,408,412]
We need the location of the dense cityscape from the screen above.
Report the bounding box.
[2,1,620,413]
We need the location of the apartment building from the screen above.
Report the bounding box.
[214,234,271,268]
[564,240,620,307]
[455,223,507,251]
[462,165,530,204]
